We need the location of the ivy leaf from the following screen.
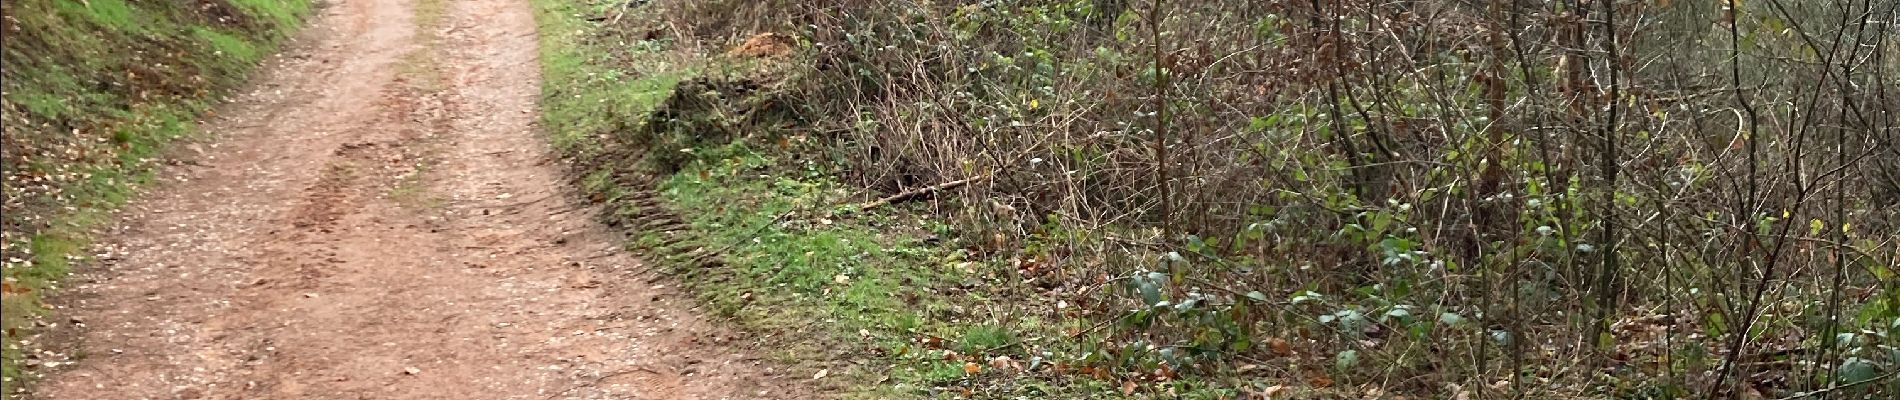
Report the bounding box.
[1291,290,1324,305]
[1489,330,1513,347]
[1135,274,1162,306]
[1245,290,1269,303]
[1383,305,1414,322]
[1837,357,1880,383]
[1438,312,1467,327]
[1335,350,1359,371]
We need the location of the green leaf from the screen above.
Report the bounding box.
[1335,350,1360,370]
[1833,332,1857,347]
[1291,290,1324,304]
[1174,297,1200,312]
[1328,309,1369,332]
[1246,291,1269,303]
[1383,305,1414,322]
[1248,116,1272,132]
[1489,330,1513,347]
[1136,277,1162,306]
[1438,312,1467,327]
[1837,357,1880,383]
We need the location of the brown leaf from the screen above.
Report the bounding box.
[1121,381,1138,395]
[1262,384,1289,398]
[1307,372,1334,388]
[962,362,982,375]
[1268,337,1293,356]
[989,356,1015,371]
[0,282,31,294]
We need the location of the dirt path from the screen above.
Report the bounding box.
[27,0,805,398]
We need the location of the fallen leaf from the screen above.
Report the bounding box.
[811,369,828,380]
[1307,372,1334,388]
[962,362,981,375]
[1262,384,1289,398]
[1121,381,1138,395]
[989,356,1015,371]
[1268,337,1293,356]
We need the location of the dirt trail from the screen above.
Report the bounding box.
[27,0,805,398]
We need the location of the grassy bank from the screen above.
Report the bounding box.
[527,1,1122,397]
[534,0,1899,398]
[0,0,313,394]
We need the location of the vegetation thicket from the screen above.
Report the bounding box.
[540,0,1896,397]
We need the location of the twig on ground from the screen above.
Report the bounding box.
[1774,369,1898,400]
[854,175,989,211]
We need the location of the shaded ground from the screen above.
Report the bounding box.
[21,0,806,398]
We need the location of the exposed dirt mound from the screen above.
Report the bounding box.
[726,32,793,59]
[615,68,803,176]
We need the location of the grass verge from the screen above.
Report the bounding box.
[525,1,1105,397]
[0,0,313,395]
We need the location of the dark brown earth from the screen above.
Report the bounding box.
[25,0,808,398]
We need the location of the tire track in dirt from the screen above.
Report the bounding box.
[25,0,808,398]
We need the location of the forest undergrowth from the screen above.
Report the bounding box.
[541,0,1897,398]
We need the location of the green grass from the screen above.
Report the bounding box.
[54,0,144,35]
[231,0,309,35]
[0,0,313,396]
[643,146,1023,398]
[526,1,1271,398]
[520,0,1317,398]
[526,3,1075,394]
[530,1,684,153]
[192,27,263,63]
